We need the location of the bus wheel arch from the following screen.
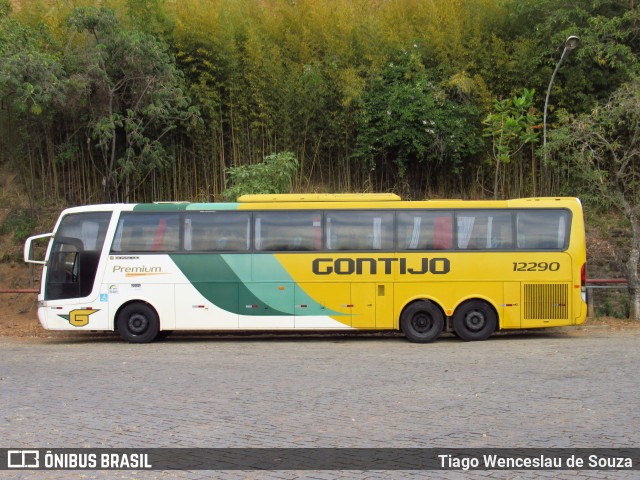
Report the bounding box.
[400,299,445,343]
[452,299,498,341]
[115,301,160,343]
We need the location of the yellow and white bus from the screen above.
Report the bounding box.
[24,194,587,343]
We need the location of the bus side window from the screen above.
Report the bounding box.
[397,211,452,250]
[112,214,179,252]
[255,212,321,251]
[517,210,570,250]
[326,211,394,251]
[457,211,512,250]
[186,212,251,252]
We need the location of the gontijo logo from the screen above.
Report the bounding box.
[58,309,99,327]
[312,257,451,275]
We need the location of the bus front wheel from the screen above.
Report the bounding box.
[401,300,444,343]
[116,302,160,343]
[453,300,497,341]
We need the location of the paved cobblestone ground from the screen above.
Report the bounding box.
[1,327,639,479]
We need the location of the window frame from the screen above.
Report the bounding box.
[324,209,396,252]
[254,210,323,252]
[111,212,182,254]
[107,207,573,254]
[184,211,251,252]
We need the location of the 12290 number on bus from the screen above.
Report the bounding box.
[512,261,560,272]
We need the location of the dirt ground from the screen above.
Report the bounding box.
[0,268,49,337]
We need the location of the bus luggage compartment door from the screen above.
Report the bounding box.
[238,283,294,328]
[502,282,521,329]
[294,283,351,328]
[175,283,238,329]
[351,282,394,329]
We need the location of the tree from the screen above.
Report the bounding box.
[482,89,540,199]
[66,6,199,201]
[0,0,10,19]
[497,0,638,107]
[549,79,640,319]
[3,0,640,203]
[125,0,174,38]
[223,151,299,201]
[0,5,68,201]
[352,51,483,194]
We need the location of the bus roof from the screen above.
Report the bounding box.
[54,197,583,215]
[237,193,402,202]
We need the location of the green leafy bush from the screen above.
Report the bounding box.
[223,152,299,201]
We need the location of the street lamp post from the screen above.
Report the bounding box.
[543,35,580,162]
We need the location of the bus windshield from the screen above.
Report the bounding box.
[45,212,112,300]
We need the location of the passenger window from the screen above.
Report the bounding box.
[254,212,321,251]
[112,213,180,252]
[456,211,513,250]
[517,210,570,249]
[397,211,453,250]
[184,212,250,251]
[326,211,394,250]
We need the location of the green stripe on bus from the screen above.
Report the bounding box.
[132,203,239,212]
[244,254,342,316]
[186,203,239,211]
[133,203,190,211]
[169,254,340,316]
[170,254,288,316]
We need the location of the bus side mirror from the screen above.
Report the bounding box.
[24,233,53,265]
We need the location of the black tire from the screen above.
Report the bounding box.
[400,300,444,343]
[452,300,497,341]
[116,303,160,343]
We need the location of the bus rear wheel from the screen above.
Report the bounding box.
[117,302,160,343]
[453,300,496,341]
[401,300,444,343]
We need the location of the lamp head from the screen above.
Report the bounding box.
[565,35,580,50]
